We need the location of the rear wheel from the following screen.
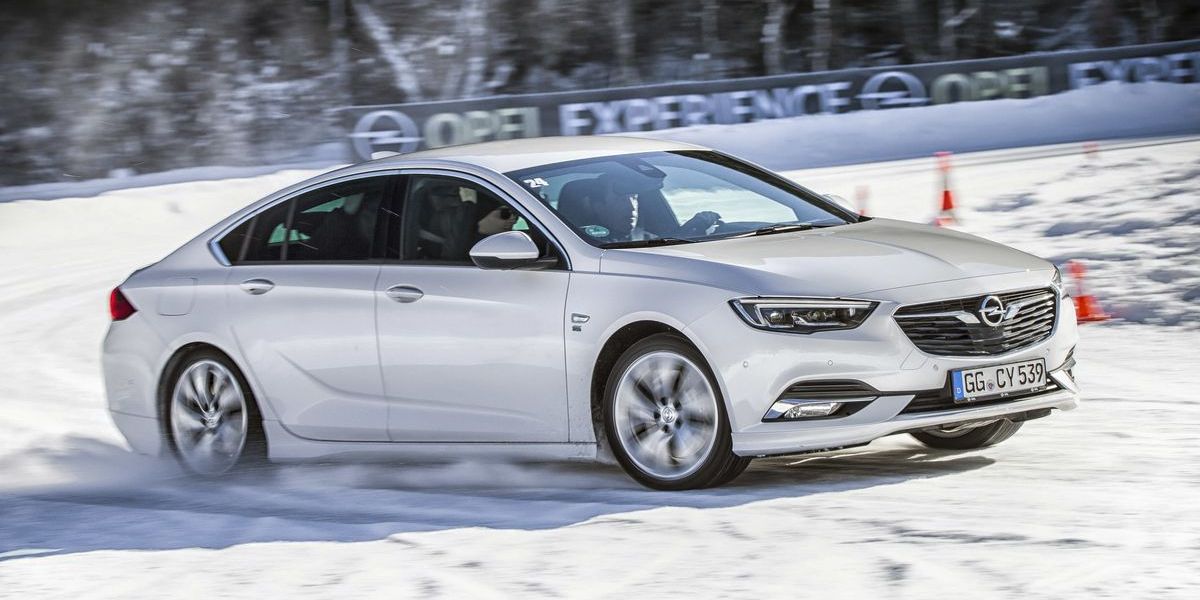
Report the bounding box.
[910,420,1023,450]
[166,350,265,476]
[604,334,750,490]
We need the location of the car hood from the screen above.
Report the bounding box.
[599,218,1051,297]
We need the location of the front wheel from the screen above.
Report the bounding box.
[604,334,750,490]
[910,420,1023,450]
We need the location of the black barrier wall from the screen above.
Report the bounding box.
[338,40,1200,161]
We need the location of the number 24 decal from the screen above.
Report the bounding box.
[523,177,549,188]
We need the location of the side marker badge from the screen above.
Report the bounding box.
[571,313,590,332]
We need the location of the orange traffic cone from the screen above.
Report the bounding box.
[1067,260,1110,323]
[855,185,870,217]
[933,151,958,227]
[934,189,957,226]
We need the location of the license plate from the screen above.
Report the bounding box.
[951,358,1047,402]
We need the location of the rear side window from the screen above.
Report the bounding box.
[219,176,393,264]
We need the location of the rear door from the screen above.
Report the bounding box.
[375,171,571,442]
[219,173,398,441]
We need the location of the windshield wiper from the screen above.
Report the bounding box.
[727,223,818,238]
[601,237,695,249]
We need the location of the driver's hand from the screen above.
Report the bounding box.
[682,211,722,234]
[478,207,518,235]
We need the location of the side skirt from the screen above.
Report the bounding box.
[263,420,599,462]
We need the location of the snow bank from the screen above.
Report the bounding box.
[0,161,340,203]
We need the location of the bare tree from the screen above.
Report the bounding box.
[762,0,793,75]
[350,0,424,101]
[1141,0,1162,43]
[612,0,638,85]
[811,0,832,71]
[698,0,722,78]
[458,0,489,98]
[898,0,932,61]
[329,0,350,105]
[938,0,955,59]
[1090,0,1123,46]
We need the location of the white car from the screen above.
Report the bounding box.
[102,136,1079,490]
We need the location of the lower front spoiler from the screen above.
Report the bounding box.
[731,388,1079,458]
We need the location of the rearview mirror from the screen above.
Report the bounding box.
[469,231,542,270]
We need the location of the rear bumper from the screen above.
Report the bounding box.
[109,410,165,456]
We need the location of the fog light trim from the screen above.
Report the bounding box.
[763,397,875,421]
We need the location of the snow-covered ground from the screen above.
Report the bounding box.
[797,137,1200,327]
[1,139,1198,598]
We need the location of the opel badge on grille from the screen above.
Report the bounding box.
[978,295,1006,326]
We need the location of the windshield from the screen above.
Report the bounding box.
[505,150,852,248]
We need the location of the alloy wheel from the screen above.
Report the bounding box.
[170,359,249,475]
[612,351,720,481]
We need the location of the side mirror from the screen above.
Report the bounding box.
[469,231,543,270]
[824,193,857,215]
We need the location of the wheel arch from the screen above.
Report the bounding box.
[588,319,716,450]
[156,338,271,424]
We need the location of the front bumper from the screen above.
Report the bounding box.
[684,273,1081,457]
[732,370,1078,456]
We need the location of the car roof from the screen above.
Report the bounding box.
[367,135,709,173]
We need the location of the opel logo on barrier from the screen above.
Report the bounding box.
[978,295,1006,327]
[350,110,423,159]
[858,71,930,110]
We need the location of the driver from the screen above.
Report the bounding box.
[586,177,722,242]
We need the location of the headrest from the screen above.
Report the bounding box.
[557,176,607,225]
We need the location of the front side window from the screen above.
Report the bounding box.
[506,151,852,248]
[394,174,559,266]
[218,176,392,264]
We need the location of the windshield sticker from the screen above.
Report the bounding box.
[582,225,610,238]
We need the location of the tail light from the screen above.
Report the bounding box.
[109,287,137,321]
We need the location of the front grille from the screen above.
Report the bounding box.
[894,288,1057,356]
[899,380,1061,414]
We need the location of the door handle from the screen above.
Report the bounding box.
[239,278,275,295]
[385,285,424,303]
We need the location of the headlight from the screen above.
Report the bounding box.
[730,298,877,333]
[1051,264,1068,297]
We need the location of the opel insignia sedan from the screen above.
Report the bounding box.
[103,136,1079,489]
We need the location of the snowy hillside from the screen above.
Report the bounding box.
[1,139,1198,598]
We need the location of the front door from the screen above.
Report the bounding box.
[376,173,571,442]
